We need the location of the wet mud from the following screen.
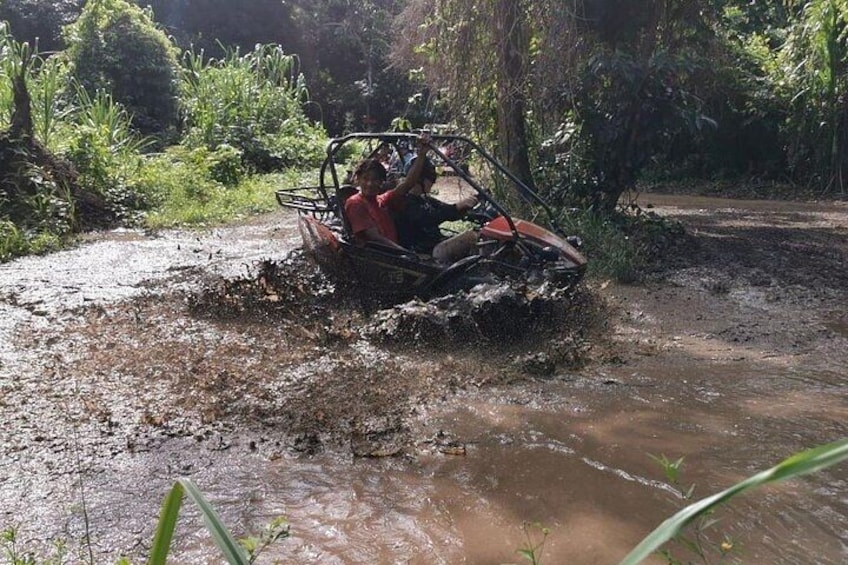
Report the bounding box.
[1,196,847,564]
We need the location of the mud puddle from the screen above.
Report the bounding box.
[2,196,848,564]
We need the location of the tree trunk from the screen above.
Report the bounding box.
[10,69,33,138]
[495,0,535,192]
[2,67,112,229]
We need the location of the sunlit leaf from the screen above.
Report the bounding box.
[620,438,848,565]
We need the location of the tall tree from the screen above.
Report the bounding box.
[0,0,81,53]
[559,1,720,211]
[397,0,728,212]
[494,0,534,188]
[394,0,536,188]
[290,0,414,134]
[141,0,301,59]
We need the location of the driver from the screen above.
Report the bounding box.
[344,134,431,251]
[392,155,479,263]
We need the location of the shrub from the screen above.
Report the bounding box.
[179,44,326,172]
[132,146,300,227]
[0,220,27,261]
[63,88,151,223]
[63,0,180,135]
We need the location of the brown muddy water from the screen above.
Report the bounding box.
[1,195,847,564]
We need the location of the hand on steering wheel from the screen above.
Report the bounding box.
[465,199,498,224]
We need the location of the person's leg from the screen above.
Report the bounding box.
[432,230,478,263]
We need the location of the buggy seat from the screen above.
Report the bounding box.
[334,184,358,238]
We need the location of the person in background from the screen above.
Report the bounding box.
[375,143,392,171]
[344,134,430,250]
[388,140,415,178]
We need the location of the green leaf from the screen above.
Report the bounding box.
[620,438,848,565]
[240,535,260,555]
[147,481,185,565]
[516,548,535,562]
[178,479,250,565]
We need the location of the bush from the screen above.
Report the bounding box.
[179,45,326,172]
[133,146,302,227]
[556,209,644,282]
[64,0,180,135]
[63,88,151,223]
[0,220,27,261]
[0,219,62,263]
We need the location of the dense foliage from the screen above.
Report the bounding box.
[395,0,848,205]
[2,0,848,264]
[179,45,325,172]
[141,0,418,135]
[4,0,848,200]
[64,0,180,135]
[0,0,80,53]
[0,8,326,261]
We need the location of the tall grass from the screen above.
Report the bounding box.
[30,56,72,149]
[63,87,153,222]
[73,87,150,155]
[138,153,309,227]
[179,44,325,170]
[181,45,308,142]
[0,22,26,125]
[0,24,73,149]
[556,208,645,282]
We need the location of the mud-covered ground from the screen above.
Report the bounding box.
[0,208,602,542]
[1,192,847,563]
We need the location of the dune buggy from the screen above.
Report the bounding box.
[276,132,586,297]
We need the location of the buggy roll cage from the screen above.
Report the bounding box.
[314,132,569,243]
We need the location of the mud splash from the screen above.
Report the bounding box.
[189,253,602,371]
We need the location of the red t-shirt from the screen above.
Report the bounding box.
[345,190,403,244]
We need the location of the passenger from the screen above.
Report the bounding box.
[392,155,480,264]
[388,140,415,177]
[375,143,392,171]
[344,134,430,251]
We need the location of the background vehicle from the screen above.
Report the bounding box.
[276,132,586,297]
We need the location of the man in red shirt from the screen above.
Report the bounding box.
[345,134,430,250]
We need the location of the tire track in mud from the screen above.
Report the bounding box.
[632,195,848,363]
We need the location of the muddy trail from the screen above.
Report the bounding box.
[1,194,847,564]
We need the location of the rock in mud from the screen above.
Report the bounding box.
[513,351,556,376]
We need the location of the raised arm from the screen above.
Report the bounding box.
[393,133,432,196]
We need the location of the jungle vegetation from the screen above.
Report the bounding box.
[0,0,846,261]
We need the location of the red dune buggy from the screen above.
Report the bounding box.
[276,132,586,297]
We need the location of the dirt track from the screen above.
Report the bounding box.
[1,193,847,563]
[625,193,848,361]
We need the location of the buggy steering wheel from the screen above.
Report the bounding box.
[465,198,499,225]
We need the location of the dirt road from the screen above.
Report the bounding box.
[0,193,846,563]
